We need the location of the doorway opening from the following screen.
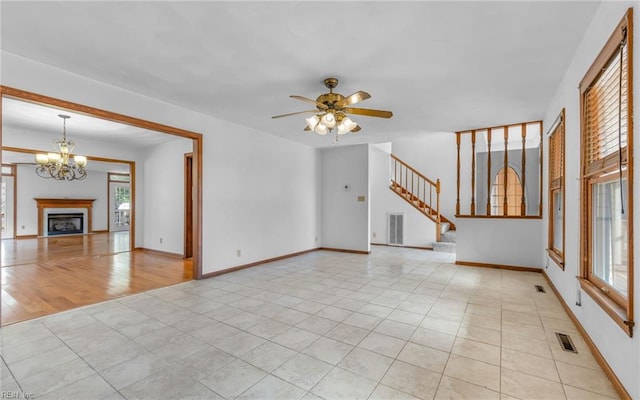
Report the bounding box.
[184,153,193,259]
[0,86,204,325]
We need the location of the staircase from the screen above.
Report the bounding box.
[434,229,457,253]
[389,154,456,252]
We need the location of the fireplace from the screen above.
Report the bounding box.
[35,198,95,237]
[47,213,84,236]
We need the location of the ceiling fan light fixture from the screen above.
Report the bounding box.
[306,115,320,131]
[337,117,357,134]
[273,77,392,139]
[314,124,328,135]
[321,112,336,129]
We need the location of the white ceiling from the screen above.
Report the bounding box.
[2,98,177,148]
[1,1,601,148]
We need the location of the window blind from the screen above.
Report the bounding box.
[583,40,628,176]
[549,120,564,190]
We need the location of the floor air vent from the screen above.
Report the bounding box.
[555,332,578,353]
[535,285,546,293]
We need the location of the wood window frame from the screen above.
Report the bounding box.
[579,8,634,337]
[491,166,523,216]
[547,109,565,269]
[1,164,16,239]
[108,172,130,183]
[1,164,15,176]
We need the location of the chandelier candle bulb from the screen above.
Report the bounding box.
[36,154,49,165]
[74,156,87,168]
[48,152,61,163]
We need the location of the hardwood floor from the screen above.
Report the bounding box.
[1,232,193,326]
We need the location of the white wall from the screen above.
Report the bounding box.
[205,127,320,269]
[15,164,108,235]
[0,51,321,274]
[142,138,192,254]
[370,143,436,247]
[391,132,458,221]
[456,218,543,267]
[541,3,639,398]
[321,144,370,252]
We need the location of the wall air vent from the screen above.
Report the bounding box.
[388,213,405,246]
[555,332,578,353]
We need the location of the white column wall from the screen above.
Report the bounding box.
[1,51,321,273]
[541,3,639,398]
[142,138,192,255]
[370,143,436,247]
[320,144,370,252]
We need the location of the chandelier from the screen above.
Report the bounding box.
[35,114,88,181]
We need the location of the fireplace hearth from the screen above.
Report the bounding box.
[47,213,84,236]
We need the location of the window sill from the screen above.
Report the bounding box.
[579,278,634,337]
[547,250,564,270]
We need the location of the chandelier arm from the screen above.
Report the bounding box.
[77,167,87,180]
[36,165,51,179]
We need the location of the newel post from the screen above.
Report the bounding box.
[436,178,442,242]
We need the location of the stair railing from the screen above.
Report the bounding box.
[390,154,442,242]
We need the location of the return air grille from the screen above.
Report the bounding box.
[388,213,404,246]
[555,332,578,353]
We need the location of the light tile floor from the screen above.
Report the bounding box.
[0,247,620,399]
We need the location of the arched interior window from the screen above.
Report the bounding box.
[491,167,522,216]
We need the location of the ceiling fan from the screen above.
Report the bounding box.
[272,77,393,136]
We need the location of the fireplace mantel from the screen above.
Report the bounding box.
[35,198,96,237]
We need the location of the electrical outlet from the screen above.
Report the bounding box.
[236,249,241,257]
[315,236,318,242]
[159,237,163,244]
[21,225,25,230]
[373,232,377,238]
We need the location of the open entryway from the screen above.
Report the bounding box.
[0,86,203,326]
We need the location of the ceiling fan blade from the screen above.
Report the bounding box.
[304,126,311,131]
[271,110,318,119]
[290,95,328,110]
[344,107,393,118]
[336,91,371,108]
[351,126,362,133]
